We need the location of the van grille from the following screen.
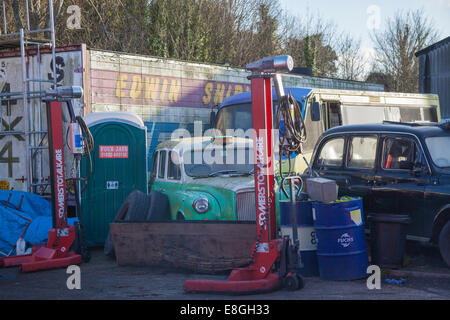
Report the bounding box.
[235,191,256,221]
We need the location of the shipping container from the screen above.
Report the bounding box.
[416,36,450,119]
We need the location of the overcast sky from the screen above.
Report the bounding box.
[278,0,450,66]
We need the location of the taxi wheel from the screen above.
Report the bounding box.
[439,221,450,267]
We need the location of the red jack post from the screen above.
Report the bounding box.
[0,91,85,272]
[184,56,302,294]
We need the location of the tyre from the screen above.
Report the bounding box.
[296,274,305,290]
[284,274,300,291]
[146,190,171,221]
[123,190,152,222]
[439,221,450,267]
[104,190,151,256]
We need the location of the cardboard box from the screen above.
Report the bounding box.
[306,177,338,203]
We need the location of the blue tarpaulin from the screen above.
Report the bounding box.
[0,190,77,257]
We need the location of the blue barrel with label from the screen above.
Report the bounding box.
[312,198,368,280]
[280,200,320,277]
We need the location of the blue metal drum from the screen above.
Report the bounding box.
[280,200,319,277]
[312,198,368,280]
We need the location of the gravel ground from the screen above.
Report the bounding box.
[0,241,448,300]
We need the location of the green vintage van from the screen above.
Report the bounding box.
[149,136,257,221]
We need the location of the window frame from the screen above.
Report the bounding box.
[157,149,168,180]
[345,134,379,171]
[167,150,182,181]
[314,136,346,169]
[151,150,159,179]
[380,135,425,173]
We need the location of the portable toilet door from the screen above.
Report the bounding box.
[80,112,148,246]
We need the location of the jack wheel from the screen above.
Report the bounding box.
[284,274,304,291]
[296,274,305,290]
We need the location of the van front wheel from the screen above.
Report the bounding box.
[439,221,450,267]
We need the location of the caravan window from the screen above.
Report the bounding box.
[327,103,342,129]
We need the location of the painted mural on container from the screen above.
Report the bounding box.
[0,48,84,192]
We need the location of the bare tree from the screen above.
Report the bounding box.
[336,35,367,81]
[371,9,439,92]
[10,0,65,31]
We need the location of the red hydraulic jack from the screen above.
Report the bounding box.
[184,56,304,294]
[0,87,86,272]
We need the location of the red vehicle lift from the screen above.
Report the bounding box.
[0,87,88,272]
[184,56,304,294]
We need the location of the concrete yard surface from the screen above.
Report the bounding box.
[0,242,449,300]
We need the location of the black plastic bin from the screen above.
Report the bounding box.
[368,213,410,269]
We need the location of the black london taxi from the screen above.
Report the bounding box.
[309,121,450,267]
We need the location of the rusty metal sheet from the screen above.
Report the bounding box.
[110,221,256,273]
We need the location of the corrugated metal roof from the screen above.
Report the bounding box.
[415,36,450,57]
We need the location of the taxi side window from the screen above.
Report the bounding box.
[347,136,378,169]
[158,151,167,179]
[167,151,181,180]
[151,151,158,178]
[382,137,420,170]
[317,138,345,167]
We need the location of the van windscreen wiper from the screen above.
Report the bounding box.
[208,170,238,177]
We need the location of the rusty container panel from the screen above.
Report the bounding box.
[110,221,256,273]
[0,46,84,192]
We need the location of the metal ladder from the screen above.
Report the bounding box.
[0,0,57,194]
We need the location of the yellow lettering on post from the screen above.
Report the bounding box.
[129,75,142,99]
[202,82,213,105]
[115,74,128,98]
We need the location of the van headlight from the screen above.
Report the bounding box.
[193,197,209,213]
